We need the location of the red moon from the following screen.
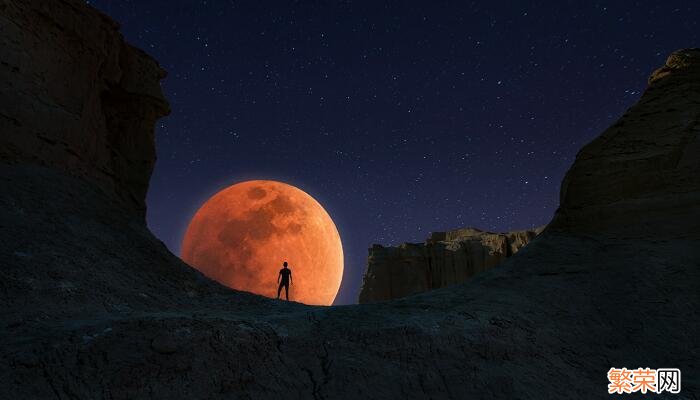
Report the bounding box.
[181,180,343,305]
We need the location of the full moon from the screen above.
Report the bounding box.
[181,180,343,305]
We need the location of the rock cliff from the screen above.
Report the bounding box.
[359,227,543,303]
[549,48,700,239]
[0,1,698,398]
[0,0,170,218]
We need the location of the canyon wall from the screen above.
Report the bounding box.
[359,227,543,303]
[548,48,700,239]
[0,0,170,217]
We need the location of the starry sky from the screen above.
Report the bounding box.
[89,0,698,304]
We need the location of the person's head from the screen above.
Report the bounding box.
[283,261,288,268]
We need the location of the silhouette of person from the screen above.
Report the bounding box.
[277,261,292,300]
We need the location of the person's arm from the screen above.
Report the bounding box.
[278,270,281,284]
[289,270,292,285]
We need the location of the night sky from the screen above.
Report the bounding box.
[89,0,698,304]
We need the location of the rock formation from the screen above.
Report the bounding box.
[359,227,543,303]
[0,0,170,217]
[1,1,698,398]
[547,48,700,240]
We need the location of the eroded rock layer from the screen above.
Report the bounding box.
[549,48,700,239]
[359,227,543,303]
[0,0,170,217]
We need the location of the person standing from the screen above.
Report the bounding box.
[277,261,292,300]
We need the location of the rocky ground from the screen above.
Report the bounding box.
[1,1,698,399]
[2,166,697,399]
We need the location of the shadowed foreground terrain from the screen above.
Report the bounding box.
[1,1,698,399]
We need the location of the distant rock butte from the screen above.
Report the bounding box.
[0,0,170,217]
[359,227,544,303]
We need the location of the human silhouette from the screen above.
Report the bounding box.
[277,261,292,300]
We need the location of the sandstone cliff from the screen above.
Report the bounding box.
[549,48,700,239]
[359,227,543,303]
[0,1,698,398]
[0,0,170,217]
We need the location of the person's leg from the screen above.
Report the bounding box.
[284,283,289,300]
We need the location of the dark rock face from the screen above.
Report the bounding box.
[1,1,698,399]
[359,227,543,303]
[549,49,700,239]
[0,0,170,218]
